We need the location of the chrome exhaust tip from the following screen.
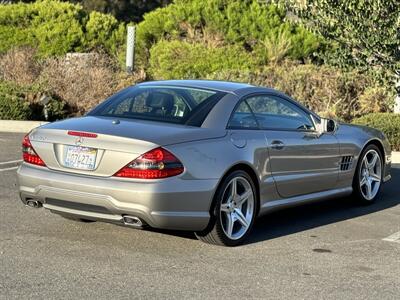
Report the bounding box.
[26,200,42,208]
[122,215,143,228]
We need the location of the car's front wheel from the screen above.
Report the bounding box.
[353,144,383,204]
[195,170,257,246]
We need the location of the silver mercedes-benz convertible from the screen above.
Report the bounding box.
[17,80,391,246]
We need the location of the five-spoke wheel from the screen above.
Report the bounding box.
[195,170,256,246]
[353,145,383,203]
[220,177,254,240]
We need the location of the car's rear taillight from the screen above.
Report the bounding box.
[113,147,184,179]
[22,135,46,166]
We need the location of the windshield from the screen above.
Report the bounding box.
[89,86,225,125]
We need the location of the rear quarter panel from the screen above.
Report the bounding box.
[165,131,280,211]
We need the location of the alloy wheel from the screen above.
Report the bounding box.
[359,149,382,201]
[220,176,255,240]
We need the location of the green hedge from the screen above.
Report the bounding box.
[0,0,125,58]
[0,81,67,121]
[0,82,32,120]
[353,113,400,151]
[137,0,320,67]
[149,40,256,79]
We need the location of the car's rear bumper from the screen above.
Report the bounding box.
[17,163,217,231]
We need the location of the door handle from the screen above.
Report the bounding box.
[270,140,285,150]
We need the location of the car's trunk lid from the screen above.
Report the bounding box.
[28,116,226,177]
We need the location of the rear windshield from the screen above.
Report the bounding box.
[89,86,225,126]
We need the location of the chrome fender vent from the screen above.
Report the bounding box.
[340,156,354,171]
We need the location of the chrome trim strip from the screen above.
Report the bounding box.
[260,187,353,214]
[151,211,209,218]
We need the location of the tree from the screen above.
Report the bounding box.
[68,0,172,22]
[283,0,400,75]
[280,0,400,111]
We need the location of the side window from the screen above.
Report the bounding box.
[228,101,258,129]
[245,95,314,130]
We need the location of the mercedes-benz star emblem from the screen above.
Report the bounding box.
[75,137,84,146]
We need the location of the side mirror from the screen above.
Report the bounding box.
[313,116,337,135]
[326,119,337,133]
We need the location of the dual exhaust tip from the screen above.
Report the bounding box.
[26,200,42,208]
[122,215,143,228]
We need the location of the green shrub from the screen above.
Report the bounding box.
[0,81,69,121]
[0,0,125,58]
[85,11,126,55]
[352,113,400,151]
[0,0,84,56]
[149,40,256,79]
[136,0,320,67]
[0,82,31,120]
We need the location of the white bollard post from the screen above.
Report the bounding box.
[126,26,135,74]
[394,95,400,113]
[394,73,400,113]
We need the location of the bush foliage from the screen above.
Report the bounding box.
[137,0,320,67]
[0,47,42,85]
[285,0,400,77]
[0,0,125,57]
[0,80,68,121]
[41,52,120,113]
[353,113,400,151]
[85,11,125,54]
[149,40,256,79]
[0,82,32,120]
[0,47,144,119]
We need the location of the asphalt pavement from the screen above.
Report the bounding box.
[0,132,399,299]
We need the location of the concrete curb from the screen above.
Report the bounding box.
[0,120,48,133]
[392,152,400,164]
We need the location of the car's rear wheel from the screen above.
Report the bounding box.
[195,170,257,246]
[352,144,383,204]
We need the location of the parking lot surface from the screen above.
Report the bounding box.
[0,132,399,299]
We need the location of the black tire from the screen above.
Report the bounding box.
[60,214,96,223]
[195,170,257,246]
[352,144,383,204]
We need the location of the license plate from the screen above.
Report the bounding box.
[64,146,97,170]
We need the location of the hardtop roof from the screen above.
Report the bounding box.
[137,80,254,93]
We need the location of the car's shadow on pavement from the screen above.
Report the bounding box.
[149,167,400,245]
[247,166,400,245]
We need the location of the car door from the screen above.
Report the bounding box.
[245,94,340,198]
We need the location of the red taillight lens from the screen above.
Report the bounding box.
[113,147,184,179]
[22,135,46,166]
